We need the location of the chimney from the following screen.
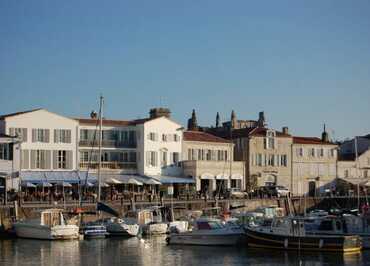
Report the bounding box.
[149,107,171,119]
[257,111,266,127]
[282,127,289,135]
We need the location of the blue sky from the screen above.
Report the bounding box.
[0,1,369,140]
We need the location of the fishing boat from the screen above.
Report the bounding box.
[13,209,79,240]
[167,217,244,246]
[245,216,361,252]
[141,207,168,235]
[305,214,370,248]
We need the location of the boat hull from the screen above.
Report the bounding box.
[246,228,361,252]
[14,223,79,240]
[106,223,140,237]
[142,223,168,235]
[168,232,243,246]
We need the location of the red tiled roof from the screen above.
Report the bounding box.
[75,118,151,127]
[293,136,337,145]
[183,131,231,143]
[0,108,43,120]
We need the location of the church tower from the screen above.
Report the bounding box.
[216,112,220,128]
[231,110,237,129]
[187,109,199,131]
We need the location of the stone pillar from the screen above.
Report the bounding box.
[211,179,217,191]
[196,177,201,191]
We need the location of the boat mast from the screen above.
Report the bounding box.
[355,136,360,211]
[97,95,104,202]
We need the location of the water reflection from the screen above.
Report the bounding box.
[0,237,368,266]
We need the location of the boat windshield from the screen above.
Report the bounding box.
[197,221,224,230]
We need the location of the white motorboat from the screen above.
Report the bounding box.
[13,209,79,240]
[104,217,140,237]
[167,218,244,246]
[82,225,108,239]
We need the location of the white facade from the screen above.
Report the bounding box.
[140,117,183,176]
[0,109,79,171]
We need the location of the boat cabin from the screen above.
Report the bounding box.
[193,218,225,231]
[40,209,66,227]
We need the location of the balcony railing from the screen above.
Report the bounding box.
[79,140,136,148]
[79,161,137,170]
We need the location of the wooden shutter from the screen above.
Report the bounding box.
[54,129,58,143]
[66,130,71,143]
[32,129,37,142]
[21,150,29,169]
[9,128,15,136]
[66,150,73,169]
[53,150,58,169]
[22,128,27,142]
[44,150,51,169]
[45,129,50,143]
[30,150,36,169]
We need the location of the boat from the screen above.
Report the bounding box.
[167,217,244,246]
[81,224,108,239]
[104,217,140,237]
[245,216,362,252]
[140,207,168,235]
[13,209,79,240]
[304,214,370,249]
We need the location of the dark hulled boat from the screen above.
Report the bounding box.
[246,217,361,252]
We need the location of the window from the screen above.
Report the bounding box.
[344,170,349,178]
[162,134,167,142]
[268,154,275,166]
[54,129,71,143]
[174,134,180,142]
[172,152,179,164]
[9,128,27,142]
[80,129,89,140]
[265,130,276,149]
[206,150,212,161]
[198,149,204,160]
[161,151,167,167]
[33,129,49,143]
[146,151,157,167]
[36,150,42,168]
[280,155,287,167]
[0,144,9,160]
[296,147,303,157]
[129,152,136,162]
[148,132,157,141]
[365,170,368,178]
[257,154,263,166]
[310,148,315,157]
[80,151,89,162]
[58,150,66,169]
[319,148,324,157]
[329,149,336,158]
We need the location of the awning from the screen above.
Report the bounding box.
[146,175,195,184]
[20,171,97,184]
[216,174,229,180]
[200,173,214,180]
[336,177,370,186]
[231,174,243,179]
[38,182,53,187]
[60,181,72,187]
[127,178,143,186]
[105,178,123,184]
[24,182,36,188]
[144,179,162,185]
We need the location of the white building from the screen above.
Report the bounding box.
[0,109,79,172]
[0,107,187,187]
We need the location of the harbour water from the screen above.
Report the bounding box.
[1,236,369,266]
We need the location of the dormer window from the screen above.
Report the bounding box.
[265,130,276,149]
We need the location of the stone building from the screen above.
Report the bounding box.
[181,130,245,194]
[291,133,338,196]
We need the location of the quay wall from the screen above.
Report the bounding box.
[3,196,363,228]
